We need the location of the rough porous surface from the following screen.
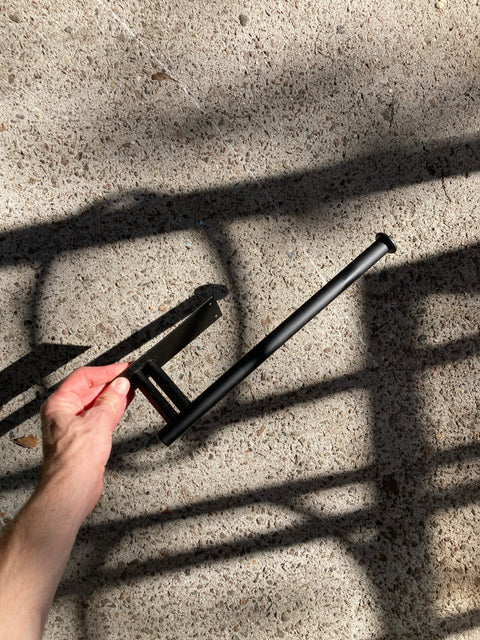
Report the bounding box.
[1,0,479,638]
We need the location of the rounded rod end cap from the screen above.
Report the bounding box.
[375,233,397,253]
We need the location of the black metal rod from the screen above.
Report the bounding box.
[159,233,396,445]
[146,361,191,411]
[132,371,178,423]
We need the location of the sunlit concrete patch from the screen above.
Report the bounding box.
[428,507,480,619]
[417,360,479,456]
[416,292,479,350]
[56,534,384,640]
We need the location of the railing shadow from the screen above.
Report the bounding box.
[40,244,478,639]
[1,138,479,271]
[0,142,478,637]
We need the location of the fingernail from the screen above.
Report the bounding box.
[112,377,130,394]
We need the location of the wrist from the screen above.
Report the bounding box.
[37,465,102,530]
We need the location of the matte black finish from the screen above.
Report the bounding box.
[158,234,396,445]
[130,370,178,423]
[121,297,222,381]
[146,361,190,411]
[116,297,221,421]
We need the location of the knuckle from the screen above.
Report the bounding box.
[97,391,119,411]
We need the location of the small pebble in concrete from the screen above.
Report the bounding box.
[239,14,249,26]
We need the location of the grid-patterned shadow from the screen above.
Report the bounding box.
[45,242,478,639]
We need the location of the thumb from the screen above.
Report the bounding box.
[88,376,130,430]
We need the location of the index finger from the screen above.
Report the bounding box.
[60,363,129,392]
[45,363,130,415]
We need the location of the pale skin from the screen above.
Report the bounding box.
[0,363,132,640]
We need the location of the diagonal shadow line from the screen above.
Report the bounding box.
[98,466,378,530]
[362,607,480,640]
[0,344,88,406]
[430,441,480,467]
[416,333,480,367]
[435,609,480,639]
[366,242,480,297]
[57,506,379,598]
[353,605,480,639]
[430,479,480,512]
[0,136,479,268]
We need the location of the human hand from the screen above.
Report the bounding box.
[38,363,132,524]
[0,364,132,639]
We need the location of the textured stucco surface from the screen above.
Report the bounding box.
[0,0,479,638]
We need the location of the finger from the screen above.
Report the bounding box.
[71,363,131,408]
[61,363,130,395]
[47,363,130,414]
[86,376,131,433]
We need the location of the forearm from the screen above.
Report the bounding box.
[0,366,130,639]
[0,479,84,640]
